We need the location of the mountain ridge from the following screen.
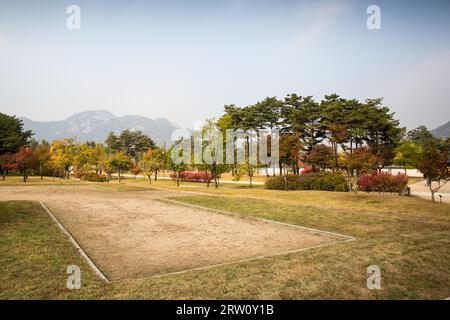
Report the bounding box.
[431,121,450,138]
[21,110,178,145]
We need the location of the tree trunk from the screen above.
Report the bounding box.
[118,168,121,183]
[154,170,158,181]
[334,143,339,170]
[430,185,435,202]
[176,172,180,187]
[148,175,152,184]
[279,160,282,176]
[23,167,27,183]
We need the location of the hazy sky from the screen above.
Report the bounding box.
[0,0,449,129]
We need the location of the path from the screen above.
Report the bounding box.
[409,180,450,204]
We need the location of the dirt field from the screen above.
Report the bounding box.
[0,184,345,280]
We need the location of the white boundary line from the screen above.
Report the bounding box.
[158,198,356,240]
[40,202,110,283]
[141,197,356,279]
[150,238,355,279]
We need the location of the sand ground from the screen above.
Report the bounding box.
[410,180,450,203]
[0,184,342,280]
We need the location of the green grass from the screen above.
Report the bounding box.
[0,201,108,299]
[1,179,450,299]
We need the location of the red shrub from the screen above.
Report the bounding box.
[170,171,213,182]
[358,172,408,194]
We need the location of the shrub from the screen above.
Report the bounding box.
[310,172,349,192]
[170,171,213,183]
[80,172,107,182]
[265,172,349,192]
[265,174,315,190]
[358,172,408,194]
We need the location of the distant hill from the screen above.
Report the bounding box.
[431,121,450,138]
[21,110,178,145]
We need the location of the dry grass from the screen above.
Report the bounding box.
[1,176,450,299]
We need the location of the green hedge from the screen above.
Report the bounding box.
[265,172,348,192]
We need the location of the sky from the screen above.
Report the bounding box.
[0,0,449,130]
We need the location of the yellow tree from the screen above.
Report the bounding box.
[51,138,78,179]
[139,148,165,183]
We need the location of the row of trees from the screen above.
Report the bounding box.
[219,94,404,174]
[215,94,449,199]
[0,137,168,184]
[0,113,169,183]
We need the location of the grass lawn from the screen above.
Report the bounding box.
[0,201,108,299]
[1,177,449,299]
[169,192,450,299]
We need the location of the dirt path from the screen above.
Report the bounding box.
[0,184,342,280]
[409,180,450,203]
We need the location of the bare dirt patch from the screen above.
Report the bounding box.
[0,184,343,280]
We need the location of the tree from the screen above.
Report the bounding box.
[118,130,155,163]
[416,144,450,202]
[307,144,335,171]
[88,143,106,174]
[107,152,132,183]
[33,141,51,179]
[341,147,378,195]
[321,94,349,169]
[363,99,404,169]
[0,113,33,155]
[105,132,121,153]
[167,144,188,187]
[393,141,422,174]
[279,133,302,175]
[0,113,33,179]
[0,153,16,180]
[14,146,34,182]
[234,163,257,188]
[407,126,438,146]
[282,94,325,154]
[51,138,78,179]
[140,149,165,183]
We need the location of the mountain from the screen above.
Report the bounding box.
[21,110,178,145]
[431,121,450,138]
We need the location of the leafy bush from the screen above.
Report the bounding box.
[310,172,349,192]
[80,172,107,182]
[265,174,315,190]
[358,172,408,194]
[265,172,348,192]
[170,171,213,182]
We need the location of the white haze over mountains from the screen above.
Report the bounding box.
[21,110,179,145]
